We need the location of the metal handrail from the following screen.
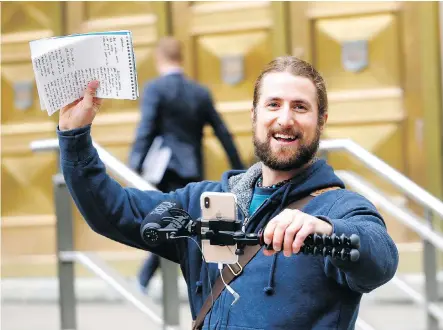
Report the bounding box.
[335,171,443,251]
[390,276,443,323]
[32,137,443,217]
[60,251,167,327]
[31,138,156,191]
[319,139,443,218]
[31,139,181,330]
[336,170,443,323]
[355,319,376,330]
[322,140,442,330]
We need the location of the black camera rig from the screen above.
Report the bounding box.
[141,209,361,262]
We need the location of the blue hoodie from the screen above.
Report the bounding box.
[58,125,399,330]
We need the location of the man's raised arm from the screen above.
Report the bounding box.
[57,81,189,262]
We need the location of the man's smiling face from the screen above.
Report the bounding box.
[252,71,324,171]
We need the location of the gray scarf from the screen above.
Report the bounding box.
[227,162,263,217]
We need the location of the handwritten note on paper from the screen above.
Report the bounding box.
[30,30,139,116]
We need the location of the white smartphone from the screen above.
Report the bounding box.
[200,192,239,264]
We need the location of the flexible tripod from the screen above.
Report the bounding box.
[141,208,360,262]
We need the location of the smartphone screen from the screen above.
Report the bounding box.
[200,192,239,264]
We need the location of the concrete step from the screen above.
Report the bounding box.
[1,301,194,330]
[2,273,443,330]
[2,272,443,330]
[1,299,442,330]
[359,298,443,330]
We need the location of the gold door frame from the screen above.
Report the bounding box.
[287,1,443,199]
[416,2,443,199]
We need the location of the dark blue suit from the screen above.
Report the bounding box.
[128,72,244,290]
[129,72,244,181]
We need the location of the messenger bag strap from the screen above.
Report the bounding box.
[192,186,341,330]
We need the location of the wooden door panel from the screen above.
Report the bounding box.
[1,2,170,271]
[289,2,434,243]
[196,31,271,102]
[313,10,406,181]
[65,2,164,120]
[291,4,406,171]
[1,1,63,265]
[312,8,405,168]
[63,1,167,170]
[314,14,401,91]
[64,1,170,252]
[173,1,287,180]
[85,1,154,20]
[1,1,62,124]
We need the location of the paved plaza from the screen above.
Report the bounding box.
[2,274,442,330]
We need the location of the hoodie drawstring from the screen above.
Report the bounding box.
[195,280,203,294]
[263,253,278,295]
[280,184,292,208]
[262,185,292,296]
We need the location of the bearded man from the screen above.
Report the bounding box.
[56,56,398,330]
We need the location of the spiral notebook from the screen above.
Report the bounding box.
[29,30,139,116]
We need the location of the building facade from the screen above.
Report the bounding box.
[2,1,442,277]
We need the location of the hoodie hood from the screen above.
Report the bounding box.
[219,158,346,298]
[221,159,345,232]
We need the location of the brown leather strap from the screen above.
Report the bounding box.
[192,187,341,330]
[192,244,262,329]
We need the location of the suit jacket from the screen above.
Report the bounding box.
[128,72,244,181]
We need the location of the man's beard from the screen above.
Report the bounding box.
[253,124,321,172]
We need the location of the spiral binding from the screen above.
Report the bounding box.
[126,35,136,100]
